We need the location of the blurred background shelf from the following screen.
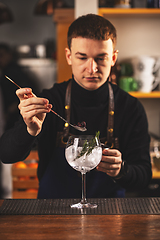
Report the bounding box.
[152,171,160,179]
[129,91,160,98]
[54,8,160,21]
[98,8,160,17]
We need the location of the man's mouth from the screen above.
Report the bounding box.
[85,76,99,81]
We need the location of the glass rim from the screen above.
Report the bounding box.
[68,134,99,139]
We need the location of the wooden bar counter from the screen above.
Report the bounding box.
[0,199,160,240]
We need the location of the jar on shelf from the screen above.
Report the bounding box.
[114,0,131,8]
[132,0,147,8]
[150,141,160,171]
[147,0,160,8]
[99,0,114,7]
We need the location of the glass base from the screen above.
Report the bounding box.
[70,202,97,209]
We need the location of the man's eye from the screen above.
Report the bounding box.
[79,57,87,60]
[96,57,105,61]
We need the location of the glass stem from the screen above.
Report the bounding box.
[81,173,87,204]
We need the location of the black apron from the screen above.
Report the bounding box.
[38,80,125,199]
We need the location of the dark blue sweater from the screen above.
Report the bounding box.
[0,78,152,198]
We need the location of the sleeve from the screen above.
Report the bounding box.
[0,82,65,165]
[0,88,5,137]
[0,116,37,163]
[115,96,152,191]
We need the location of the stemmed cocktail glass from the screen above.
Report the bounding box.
[65,133,102,209]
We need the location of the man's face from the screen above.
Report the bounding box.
[65,37,118,91]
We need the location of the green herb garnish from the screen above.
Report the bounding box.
[75,131,100,159]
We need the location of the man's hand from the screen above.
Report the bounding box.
[97,148,122,177]
[16,88,52,136]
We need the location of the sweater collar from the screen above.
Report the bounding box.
[71,76,109,107]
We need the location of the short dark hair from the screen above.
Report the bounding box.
[67,14,117,50]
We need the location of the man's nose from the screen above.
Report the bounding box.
[87,59,98,74]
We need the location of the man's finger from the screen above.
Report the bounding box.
[16,88,33,100]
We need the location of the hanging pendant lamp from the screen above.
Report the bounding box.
[0,2,13,24]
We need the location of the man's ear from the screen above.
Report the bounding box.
[65,48,72,65]
[111,50,119,67]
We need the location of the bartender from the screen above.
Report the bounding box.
[0,14,152,199]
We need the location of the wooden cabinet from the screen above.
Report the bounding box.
[53,9,74,83]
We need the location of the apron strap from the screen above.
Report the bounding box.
[107,82,119,149]
[107,82,114,145]
[58,79,119,149]
[63,79,72,137]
